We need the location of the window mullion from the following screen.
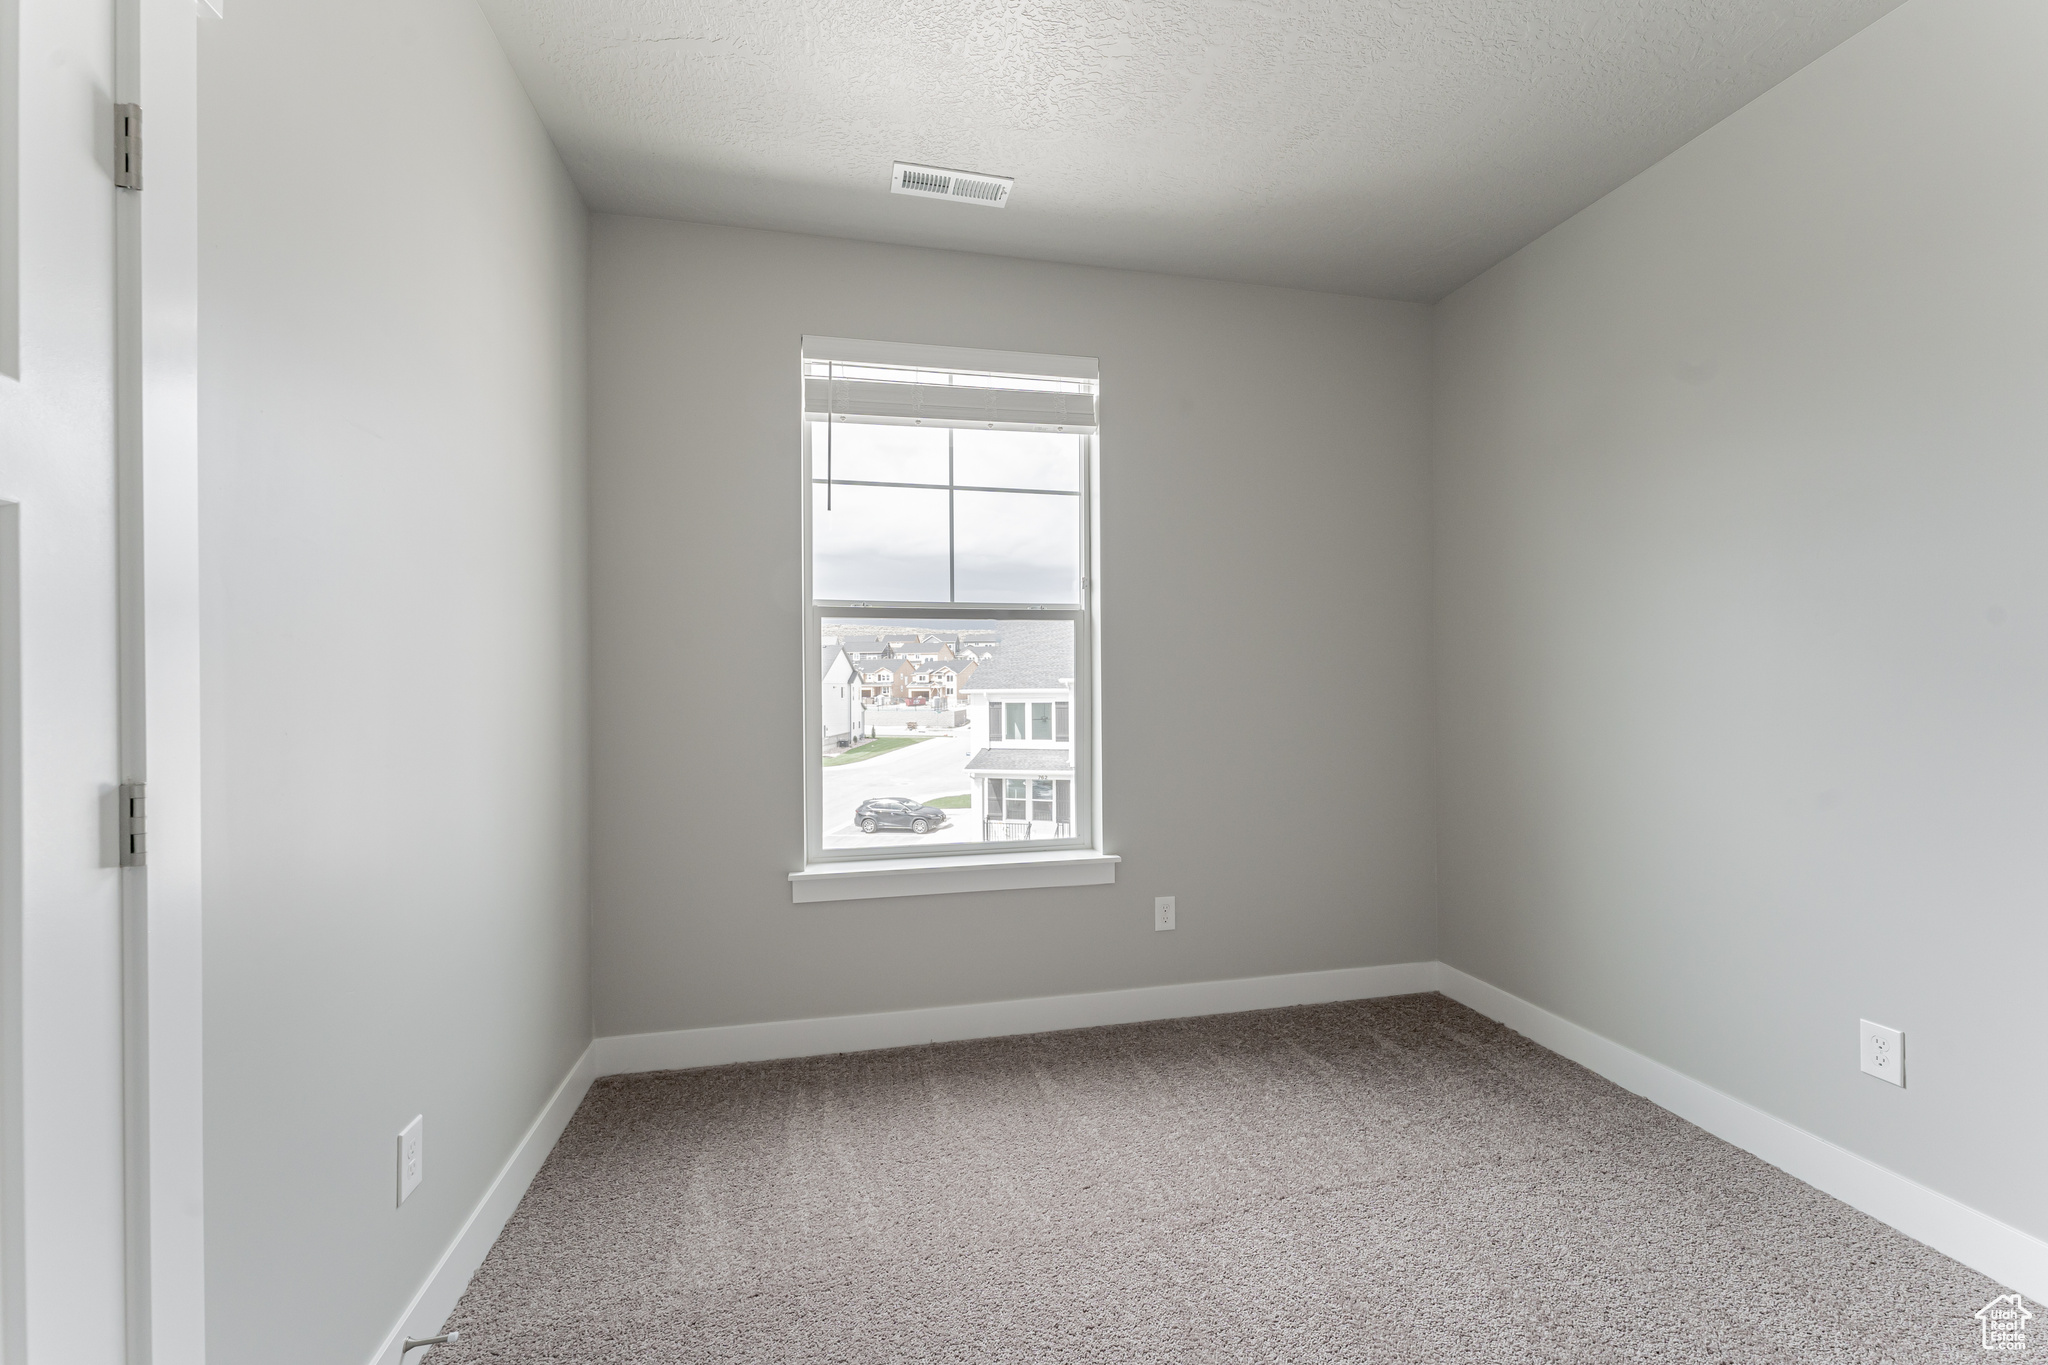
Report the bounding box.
[948,428,955,604]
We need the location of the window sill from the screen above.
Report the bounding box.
[790,848,1119,904]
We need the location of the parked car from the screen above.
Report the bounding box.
[854,797,949,835]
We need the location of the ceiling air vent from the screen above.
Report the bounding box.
[890,162,1013,209]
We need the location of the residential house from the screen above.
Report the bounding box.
[820,646,865,747]
[962,623,1075,840]
[905,656,977,708]
[857,656,911,705]
[833,633,891,661]
[893,637,956,664]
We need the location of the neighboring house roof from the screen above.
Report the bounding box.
[820,646,852,679]
[835,634,890,656]
[961,621,1072,690]
[965,748,1074,772]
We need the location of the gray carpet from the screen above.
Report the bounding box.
[435,993,2004,1363]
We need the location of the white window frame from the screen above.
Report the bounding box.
[793,337,1115,902]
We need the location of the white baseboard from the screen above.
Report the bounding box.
[364,1044,597,1365]
[1436,963,2048,1303]
[593,960,1441,1076]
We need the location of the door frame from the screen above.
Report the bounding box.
[114,0,203,1362]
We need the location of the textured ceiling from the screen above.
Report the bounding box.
[475,0,1906,301]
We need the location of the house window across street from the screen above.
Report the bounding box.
[801,337,1098,866]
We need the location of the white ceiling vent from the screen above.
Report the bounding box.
[890,162,1013,209]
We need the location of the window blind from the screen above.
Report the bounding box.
[801,337,1099,435]
[803,372,1095,434]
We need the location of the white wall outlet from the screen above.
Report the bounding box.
[397,1114,425,1205]
[1859,1020,1904,1087]
[1154,896,1175,931]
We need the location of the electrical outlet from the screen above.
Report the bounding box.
[1154,896,1175,931]
[1859,1020,1904,1087]
[398,1115,425,1205]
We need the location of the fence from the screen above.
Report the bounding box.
[983,820,1074,841]
[866,705,966,731]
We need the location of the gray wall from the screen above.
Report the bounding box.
[197,3,589,1362]
[591,216,1436,1038]
[1432,0,2048,1243]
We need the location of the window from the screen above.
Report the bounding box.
[799,337,1108,894]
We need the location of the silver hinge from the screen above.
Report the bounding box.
[119,782,147,866]
[115,104,142,190]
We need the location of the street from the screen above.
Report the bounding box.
[823,730,979,849]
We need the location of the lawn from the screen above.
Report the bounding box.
[823,736,930,767]
[922,794,971,808]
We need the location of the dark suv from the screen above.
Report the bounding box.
[854,797,950,835]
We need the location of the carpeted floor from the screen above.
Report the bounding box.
[434,993,2003,1363]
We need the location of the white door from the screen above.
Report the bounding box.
[0,0,202,1363]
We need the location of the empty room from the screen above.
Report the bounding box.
[3,0,2043,1361]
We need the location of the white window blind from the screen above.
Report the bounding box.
[801,337,1098,434]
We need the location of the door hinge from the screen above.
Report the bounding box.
[119,782,147,866]
[115,104,142,190]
